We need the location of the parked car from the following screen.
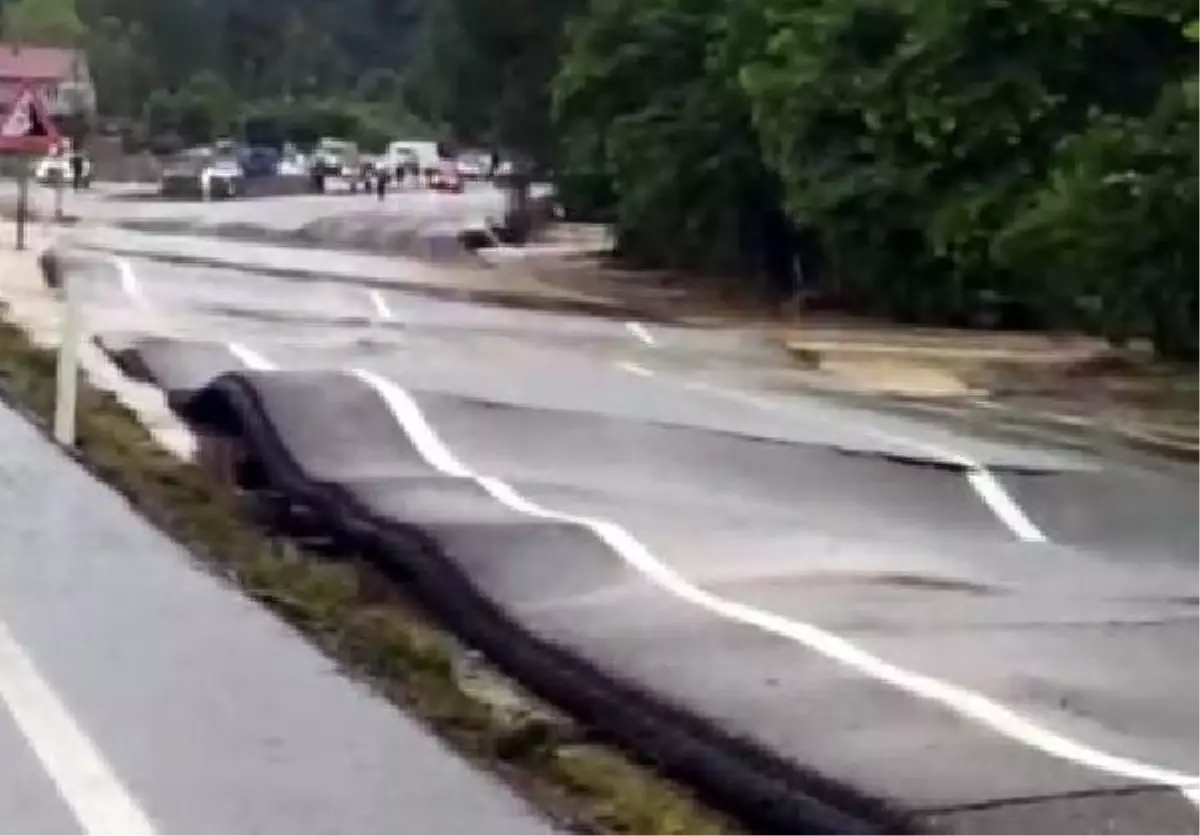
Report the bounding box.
[429,161,464,193]
[384,147,420,184]
[311,137,360,181]
[455,150,489,180]
[383,140,442,184]
[202,157,244,198]
[35,153,91,187]
[159,148,242,198]
[237,145,280,179]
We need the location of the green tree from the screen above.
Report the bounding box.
[554,0,789,286]
[82,15,149,116]
[742,0,1197,338]
[2,0,85,45]
[407,0,584,161]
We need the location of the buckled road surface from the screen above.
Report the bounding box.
[7,190,1195,834]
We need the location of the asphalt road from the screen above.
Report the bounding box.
[0,399,553,835]
[15,196,1200,833]
[7,179,525,241]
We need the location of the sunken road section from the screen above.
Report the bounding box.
[97,331,1199,836]
[103,336,898,834]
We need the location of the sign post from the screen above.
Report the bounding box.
[0,84,62,249]
[0,85,75,442]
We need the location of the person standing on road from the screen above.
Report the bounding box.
[375,167,389,200]
[69,147,85,191]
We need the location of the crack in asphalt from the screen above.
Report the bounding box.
[915,781,1192,814]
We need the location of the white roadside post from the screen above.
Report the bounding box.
[52,257,82,446]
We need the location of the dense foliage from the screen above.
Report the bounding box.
[2,0,1195,356]
[2,0,435,148]
[551,0,1197,356]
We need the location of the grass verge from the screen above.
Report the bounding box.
[0,308,735,835]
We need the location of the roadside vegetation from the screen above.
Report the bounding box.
[547,0,1198,361]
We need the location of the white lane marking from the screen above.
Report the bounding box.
[226,343,276,371]
[112,257,148,311]
[965,468,1047,543]
[625,321,657,346]
[344,366,1198,800]
[680,377,1048,543]
[617,361,654,377]
[368,289,394,322]
[0,618,156,834]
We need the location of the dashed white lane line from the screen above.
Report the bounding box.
[368,289,394,322]
[614,361,1046,542]
[0,619,156,835]
[677,374,1049,544]
[625,321,657,346]
[617,361,654,377]
[113,257,149,311]
[227,343,275,371]
[964,467,1047,543]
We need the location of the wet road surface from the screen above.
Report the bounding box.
[0,399,553,835]
[9,210,1197,833]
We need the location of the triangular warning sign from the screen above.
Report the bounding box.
[0,86,59,147]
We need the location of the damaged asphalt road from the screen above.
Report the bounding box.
[38,203,1200,833]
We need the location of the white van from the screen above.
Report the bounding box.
[384,140,442,179]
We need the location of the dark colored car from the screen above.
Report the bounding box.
[238,145,280,179]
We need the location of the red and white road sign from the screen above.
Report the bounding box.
[0,84,60,154]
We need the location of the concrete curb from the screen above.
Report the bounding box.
[851,392,1199,464]
[783,338,1099,368]
[970,399,1199,463]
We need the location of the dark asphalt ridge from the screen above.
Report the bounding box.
[95,334,1199,835]
[177,369,893,835]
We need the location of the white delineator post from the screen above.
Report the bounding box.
[53,265,82,446]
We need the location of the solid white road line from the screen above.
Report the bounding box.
[227,343,276,371]
[368,289,394,322]
[625,321,657,346]
[0,619,156,835]
[341,366,1197,802]
[113,257,149,311]
[219,348,1196,804]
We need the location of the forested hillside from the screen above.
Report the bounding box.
[3,0,1195,357]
